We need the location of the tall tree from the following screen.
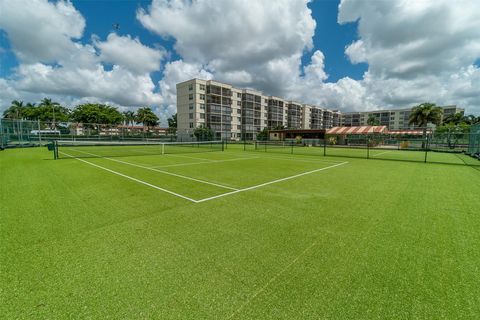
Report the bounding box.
[167,113,177,129]
[123,111,135,126]
[38,98,69,126]
[135,107,159,128]
[167,113,177,134]
[193,125,214,141]
[70,104,124,127]
[3,100,25,119]
[443,112,467,125]
[409,102,443,147]
[367,114,380,126]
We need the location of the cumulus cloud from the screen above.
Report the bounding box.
[1,0,480,119]
[0,0,164,113]
[94,33,165,74]
[0,0,85,63]
[138,0,316,97]
[337,0,480,113]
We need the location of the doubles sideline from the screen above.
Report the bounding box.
[60,151,348,204]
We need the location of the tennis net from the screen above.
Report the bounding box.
[52,140,224,159]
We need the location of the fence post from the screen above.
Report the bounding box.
[424,136,429,163]
[323,136,326,156]
[37,120,42,146]
[291,141,294,154]
[367,135,370,159]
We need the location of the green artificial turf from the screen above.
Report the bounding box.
[1,145,479,319]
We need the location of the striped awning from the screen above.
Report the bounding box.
[327,126,387,135]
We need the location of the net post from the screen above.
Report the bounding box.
[53,140,58,160]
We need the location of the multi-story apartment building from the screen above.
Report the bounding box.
[177,79,340,140]
[178,79,461,140]
[341,106,464,130]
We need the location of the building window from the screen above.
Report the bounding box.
[264,99,268,104]
[189,103,194,110]
[199,84,205,91]
[200,113,205,119]
[189,123,194,128]
[189,94,193,100]
[237,125,241,130]
[237,101,241,106]
[200,94,205,100]
[237,117,241,121]
[189,113,194,119]
[188,84,193,90]
[199,103,205,110]
[237,93,241,98]
[237,109,241,114]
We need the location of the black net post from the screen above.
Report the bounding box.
[54,140,58,159]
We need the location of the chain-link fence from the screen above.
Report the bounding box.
[0,119,177,148]
[243,132,480,167]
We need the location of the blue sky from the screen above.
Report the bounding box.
[0,0,479,118]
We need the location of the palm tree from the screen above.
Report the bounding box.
[3,100,24,119]
[367,114,380,126]
[135,107,159,130]
[409,102,443,148]
[443,112,466,125]
[123,111,135,126]
[39,98,61,128]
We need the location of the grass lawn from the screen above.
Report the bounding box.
[1,144,480,319]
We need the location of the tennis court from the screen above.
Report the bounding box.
[2,142,480,319]
[53,140,349,203]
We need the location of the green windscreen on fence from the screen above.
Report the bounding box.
[468,124,480,155]
[245,133,480,166]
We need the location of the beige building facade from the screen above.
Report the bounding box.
[341,106,464,130]
[176,78,340,140]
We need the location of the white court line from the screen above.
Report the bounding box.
[69,148,239,191]
[371,150,392,157]
[257,155,345,164]
[150,156,260,169]
[165,153,217,162]
[196,161,348,203]
[59,151,198,203]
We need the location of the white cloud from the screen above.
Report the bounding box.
[0,0,85,63]
[1,0,480,118]
[137,0,316,97]
[94,33,165,74]
[0,0,165,113]
[337,0,480,114]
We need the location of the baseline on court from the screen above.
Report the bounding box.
[59,150,349,204]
